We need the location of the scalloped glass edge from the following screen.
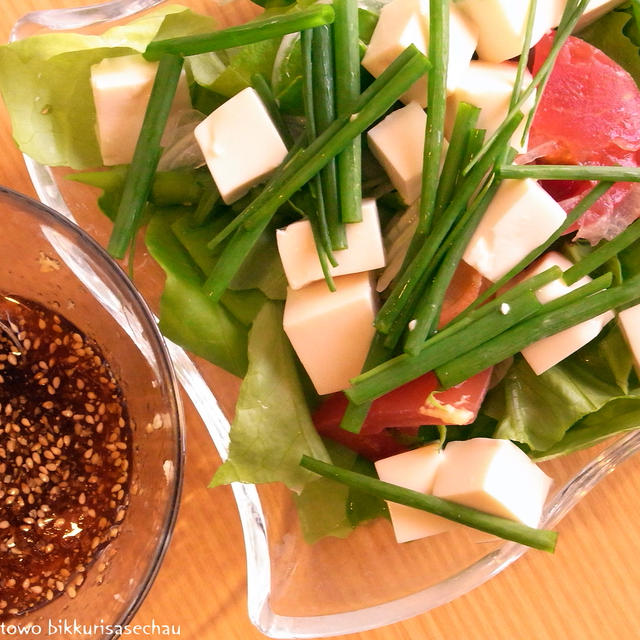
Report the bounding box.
[10,2,640,637]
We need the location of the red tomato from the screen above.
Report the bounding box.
[529,33,640,244]
[313,368,493,461]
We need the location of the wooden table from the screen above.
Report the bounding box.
[1,2,640,638]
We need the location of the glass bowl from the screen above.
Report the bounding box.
[0,185,184,635]
[8,1,640,638]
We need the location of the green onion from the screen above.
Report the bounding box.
[418,0,449,236]
[251,73,294,148]
[203,47,430,301]
[436,272,627,388]
[404,177,501,355]
[498,165,640,182]
[144,5,335,59]
[107,54,184,259]
[433,103,481,219]
[461,181,613,317]
[312,24,346,250]
[192,184,220,226]
[300,456,558,552]
[564,217,640,285]
[347,290,542,405]
[375,112,523,335]
[464,0,590,175]
[333,0,362,224]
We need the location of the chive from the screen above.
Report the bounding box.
[202,47,430,301]
[144,5,335,59]
[107,54,184,259]
[404,177,501,355]
[300,456,558,552]
[464,0,590,175]
[375,112,524,335]
[312,24,346,251]
[333,0,362,224]
[433,103,481,219]
[460,181,613,317]
[301,29,335,267]
[498,164,640,182]
[435,272,628,389]
[418,0,449,236]
[192,184,220,226]
[564,217,640,285]
[251,73,294,148]
[347,290,542,405]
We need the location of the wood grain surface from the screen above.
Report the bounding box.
[1,2,640,639]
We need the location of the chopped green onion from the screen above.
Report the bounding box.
[107,54,184,259]
[300,456,558,552]
[436,272,628,388]
[564,217,640,285]
[251,73,294,147]
[192,184,220,226]
[375,112,524,334]
[333,0,362,224]
[312,24,346,250]
[144,5,335,59]
[347,290,542,405]
[498,164,640,182]
[418,0,449,236]
[203,47,430,301]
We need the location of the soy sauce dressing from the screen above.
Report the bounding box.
[0,295,131,619]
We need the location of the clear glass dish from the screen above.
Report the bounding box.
[9,1,640,637]
[0,185,184,637]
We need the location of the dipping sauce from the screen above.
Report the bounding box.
[0,295,131,619]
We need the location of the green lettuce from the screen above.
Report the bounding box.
[0,5,213,169]
[211,301,330,492]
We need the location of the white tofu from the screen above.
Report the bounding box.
[455,0,562,63]
[462,179,566,283]
[445,61,534,152]
[283,272,377,395]
[276,199,386,290]
[433,438,553,528]
[194,87,288,204]
[90,54,191,166]
[368,103,448,205]
[520,252,614,374]
[375,444,452,543]
[361,0,477,107]
[618,304,640,374]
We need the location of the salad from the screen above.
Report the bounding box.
[1,0,640,551]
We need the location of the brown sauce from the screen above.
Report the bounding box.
[0,295,131,619]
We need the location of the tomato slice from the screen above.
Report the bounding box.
[313,368,493,461]
[529,33,640,244]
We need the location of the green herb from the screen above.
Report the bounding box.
[333,0,363,224]
[108,53,184,259]
[144,5,335,59]
[498,164,640,182]
[300,456,558,552]
[250,72,294,147]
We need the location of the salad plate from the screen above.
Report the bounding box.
[7,1,640,638]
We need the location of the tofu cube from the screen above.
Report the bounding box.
[368,102,448,205]
[445,61,534,152]
[90,54,191,166]
[618,303,640,374]
[194,87,288,204]
[283,272,377,395]
[375,444,452,543]
[462,179,566,283]
[433,438,553,528]
[362,0,477,107]
[276,199,386,290]
[455,0,563,63]
[520,252,614,374]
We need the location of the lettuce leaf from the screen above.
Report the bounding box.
[0,5,213,169]
[211,301,330,492]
